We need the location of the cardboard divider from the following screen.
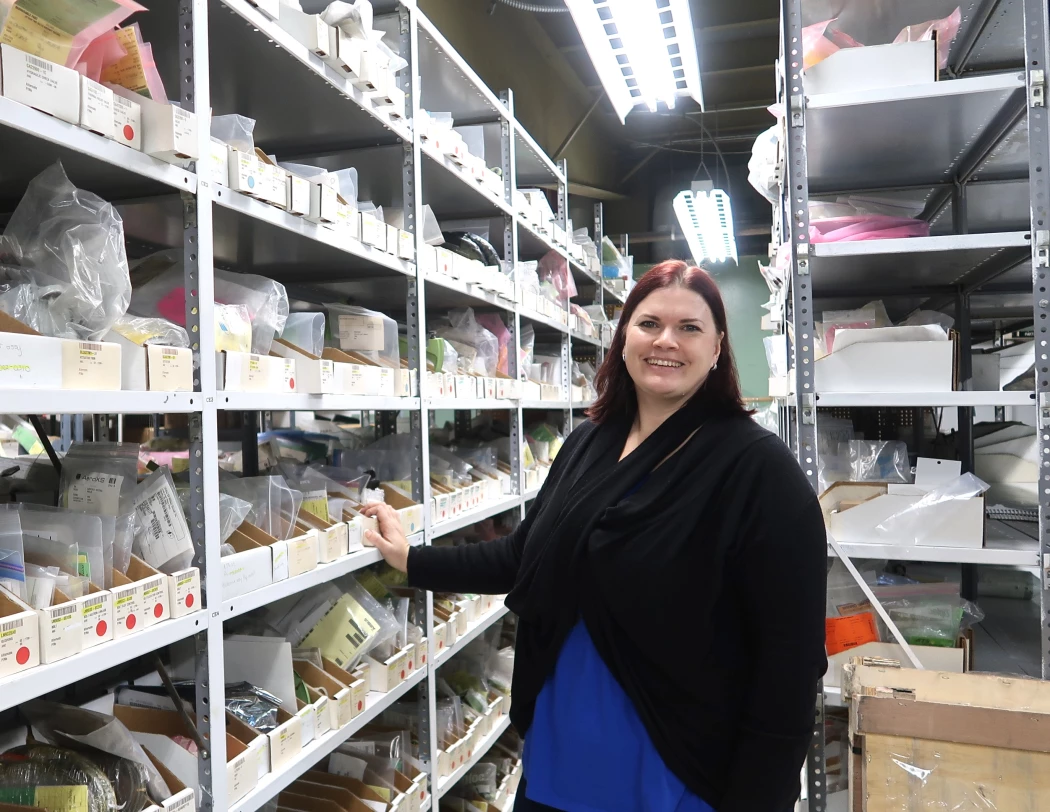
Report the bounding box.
[0,587,40,678]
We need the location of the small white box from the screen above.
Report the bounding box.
[277,6,331,57]
[79,585,114,649]
[222,536,274,600]
[228,147,260,195]
[218,351,296,393]
[815,330,953,393]
[806,40,936,96]
[209,138,229,186]
[306,180,338,225]
[272,339,341,394]
[385,223,399,255]
[1,45,79,124]
[111,337,193,392]
[167,568,201,618]
[36,590,83,664]
[79,76,113,136]
[0,315,122,390]
[112,94,142,149]
[287,174,311,216]
[361,211,384,248]
[139,96,198,163]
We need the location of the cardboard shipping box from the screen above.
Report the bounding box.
[0,312,121,390]
[1,45,79,124]
[110,556,171,637]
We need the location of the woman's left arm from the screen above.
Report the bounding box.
[719,451,828,812]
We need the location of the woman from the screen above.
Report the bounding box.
[363,260,827,812]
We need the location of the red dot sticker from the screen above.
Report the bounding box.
[126,614,137,630]
[420,792,426,801]
[357,700,363,711]
[15,646,30,665]
[438,641,443,649]
[400,670,406,679]
[422,654,427,663]
[408,660,413,670]
[123,124,134,141]
[96,621,108,637]
[289,378,295,389]
[185,593,195,608]
[154,603,164,618]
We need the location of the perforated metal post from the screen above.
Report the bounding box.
[400,2,437,778]
[1023,0,1050,680]
[594,202,606,360]
[781,1,825,809]
[502,89,524,509]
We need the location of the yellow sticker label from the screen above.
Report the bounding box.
[0,5,73,64]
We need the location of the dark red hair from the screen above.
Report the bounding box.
[587,260,750,424]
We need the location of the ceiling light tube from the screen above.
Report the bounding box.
[564,0,705,123]
[674,189,738,264]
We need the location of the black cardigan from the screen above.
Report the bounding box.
[408,421,827,811]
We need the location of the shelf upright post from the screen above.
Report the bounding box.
[501,89,525,518]
[1023,0,1050,679]
[559,158,571,426]
[180,0,225,808]
[594,201,606,360]
[399,1,439,785]
[779,0,825,808]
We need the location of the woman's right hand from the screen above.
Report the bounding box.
[360,502,410,573]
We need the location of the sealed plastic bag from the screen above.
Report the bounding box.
[538,250,577,304]
[326,304,399,367]
[0,162,131,340]
[893,7,962,70]
[215,303,253,353]
[61,442,140,516]
[748,124,781,204]
[99,23,168,101]
[283,312,326,356]
[2,505,107,589]
[220,476,303,540]
[108,315,189,348]
[849,440,911,484]
[435,308,499,376]
[475,313,510,376]
[876,473,990,540]
[874,582,983,647]
[299,578,401,670]
[211,114,256,152]
[129,467,194,574]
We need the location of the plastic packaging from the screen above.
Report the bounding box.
[283,312,326,356]
[325,304,399,367]
[220,476,303,541]
[874,582,984,647]
[220,494,253,543]
[211,114,256,152]
[849,440,911,484]
[215,303,253,353]
[0,513,26,599]
[876,473,990,541]
[538,250,578,304]
[0,162,131,340]
[748,124,781,204]
[226,682,283,731]
[1,504,107,589]
[809,215,930,243]
[129,467,194,574]
[435,308,499,376]
[100,23,168,102]
[475,313,510,376]
[7,0,146,70]
[900,310,955,331]
[60,442,140,516]
[108,315,190,348]
[299,579,401,670]
[893,7,962,70]
[802,19,862,69]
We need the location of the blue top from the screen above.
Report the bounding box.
[523,620,716,812]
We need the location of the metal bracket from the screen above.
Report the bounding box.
[1032,69,1046,108]
[1036,230,1050,267]
[801,394,816,424]
[790,93,805,128]
[1040,393,1050,429]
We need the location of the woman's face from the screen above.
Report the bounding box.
[623,285,723,405]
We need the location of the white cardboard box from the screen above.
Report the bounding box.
[228,147,260,195]
[168,568,201,618]
[222,533,274,600]
[79,76,113,136]
[36,589,83,664]
[277,6,332,57]
[272,338,341,394]
[139,96,198,162]
[218,351,295,393]
[112,93,142,149]
[815,338,953,393]
[79,584,115,649]
[1,45,79,124]
[1,314,122,390]
[110,337,193,392]
[806,40,936,96]
[0,587,40,678]
[296,512,349,563]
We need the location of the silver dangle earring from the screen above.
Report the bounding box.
[712,361,718,371]
[622,351,626,362]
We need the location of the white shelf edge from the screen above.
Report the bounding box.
[517,217,566,259]
[211,186,416,276]
[518,308,569,334]
[571,331,600,347]
[807,70,1026,111]
[432,496,523,538]
[434,603,510,667]
[815,391,1036,407]
[828,540,1039,567]
[523,487,541,501]
[0,390,204,415]
[436,716,513,799]
[219,393,420,411]
[812,231,1031,259]
[426,398,518,411]
[230,668,429,812]
[513,119,565,184]
[521,399,568,409]
[219,0,412,143]
[0,612,206,714]
[221,536,424,620]
[572,400,595,410]
[424,272,516,311]
[0,97,197,193]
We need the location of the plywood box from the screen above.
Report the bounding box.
[844,658,1050,811]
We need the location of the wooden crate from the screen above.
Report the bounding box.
[843,657,1050,811]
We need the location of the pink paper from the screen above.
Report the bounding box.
[809,215,930,243]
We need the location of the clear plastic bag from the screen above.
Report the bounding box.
[215,303,253,353]
[108,315,190,348]
[220,494,253,543]
[849,440,911,484]
[900,310,955,331]
[299,578,402,670]
[538,250,577,304]
[60,442,140,517]
[0,162,131,340]
[893,7,962,70]
[220,476,303,541]
[475,313,510,376]
[0,513,26,599]
[802,18,862,69]
[129,466,194,574]
[874,583,983,647]
[1,505,107,589]
[436,308,499,377]
[876,473,990,542]
[326,304,399,367]
[100,23,168,102]
[748,124,781,204]
[211,114,256,152]
[283,312,326,356]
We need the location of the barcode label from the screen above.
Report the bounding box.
[163,350,179,358]
[50,604,76,619]
[80,342,103,352]
[1,620,21,633]
[26,54,53,73]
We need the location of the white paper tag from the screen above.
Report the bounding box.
[330,752,368,781]
[338,315,384,352]
[133,473,193,569]
[67,473,123,516]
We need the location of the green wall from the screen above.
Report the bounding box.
[633,256,772,398]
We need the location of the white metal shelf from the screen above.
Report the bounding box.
[219,393,420,412]
[230,667,429,812]
[521,399,568,410]
[829,536,1039,568]
[517,218,565,260]
[513,119,565,186]
[435,716,512,799]
[523,486,541,501]
[432,496,523,538]
[0,612,205,714]
[0,390,203,415]
[424,272,516,312]
[519,308,569,334]
[434,603,510,666]
[571,331,600,347]
[0,96,197,198]
[815,391,1036,407]
[427,398,518,411]
[421,142,514,218]
[221,536,424,620]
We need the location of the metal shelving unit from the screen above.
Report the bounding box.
[777,1,1050,809]
[0,2,599,809]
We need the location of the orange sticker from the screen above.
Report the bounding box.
[825,612,879,655]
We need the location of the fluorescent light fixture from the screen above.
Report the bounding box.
[673,188,738,264]
[564,0,704,123]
